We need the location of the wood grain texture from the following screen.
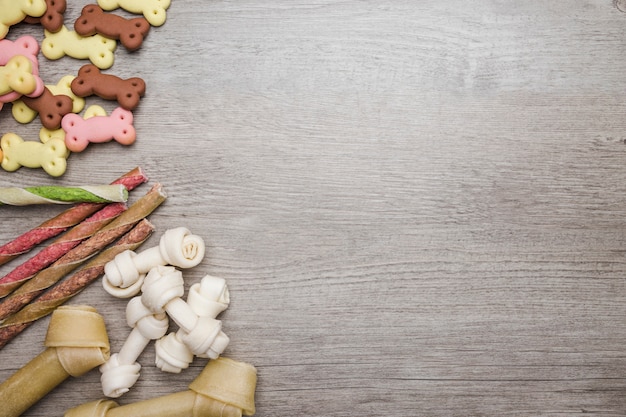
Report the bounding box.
[2,0,626,415]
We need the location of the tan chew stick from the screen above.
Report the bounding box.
[66,357,258,417]
[0,184,166,322]
[0,305,110,417]
[0,219,156,349]
[0,166,147,266]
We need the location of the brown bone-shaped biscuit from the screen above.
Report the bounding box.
[19,87,73,130]
[74,4,150,51]
[71,64,145,110]
[24,0,66,33]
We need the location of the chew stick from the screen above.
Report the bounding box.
[0,184,165,322]
[0,184,129,205]
[0,219,155,349]
[0,167,147,266]
[0,202,127,298]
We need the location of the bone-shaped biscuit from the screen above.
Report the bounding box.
[0,36,44,104]
[75,4,150,51]
[20,87,74,130]
[1,132,69,177]
[71,64,145,110]
[62,106,136,152]
[0,55,39,97]
[42,25,117,70]
[98,0,171,27]
[23,0,66,32]
[0,0,47,39]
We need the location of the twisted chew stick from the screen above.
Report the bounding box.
[0,202,127,298]
[0,219,155,350]
[0,167,147,266]
[0,184,128,206]
[0,184,165,322]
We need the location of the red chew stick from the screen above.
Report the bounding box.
[0,202,127,298]
[0,167,148,266]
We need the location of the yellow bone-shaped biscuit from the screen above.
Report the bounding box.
[42,26,117,70]
[12,75,85,124]
[0,0,47,39]
[0,55,37,96]
[1,132,69,177]
[98,0,171,27]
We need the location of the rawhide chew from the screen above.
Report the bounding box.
[103,227,205,298]
[62,106,136,152]
[23,0,67,32]
[0,167,147,266]
[75,4,150,51]
[100,296,169,397]
[68,357,258,417]
[0,132,69,177]
[0,0,47,39]
[97,0,171,27]
[0,184,128,206]
[71,64,145,110]
[42,25,117,70]
[0,220,155,350]
[0,305,110,417]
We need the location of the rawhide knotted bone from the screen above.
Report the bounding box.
[42,25,117,70]
[75,4,150,51]
[100,296,168,398]
[0,0,47,39]
[142,266,230,360]
[103,227,205,298]
[156,275,230,373]
[13,75,85,125]
[0,132,69,177]
[62,106,136,152]
[71,64,145,110]
[0,305,110,417]
[19,87,74,130]
[69,357,258,417]
[23,0,67,32]
[97,0,171,27]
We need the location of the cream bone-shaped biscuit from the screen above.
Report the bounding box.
[0,0,47,39]
[0,132,69,177]
[0,55,44,108]
[71,64,145,110]
[0,35,44,106]
[13,75,86,125]
[75,4,150,51]
[23,0,67,33]
[61,105,136,153]
[42,25,117,70]
[97,0,171,27]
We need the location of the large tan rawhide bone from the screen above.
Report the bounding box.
[0,305,110,417]
[67,357,257,417]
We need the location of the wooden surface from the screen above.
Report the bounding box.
[1,0,626,415]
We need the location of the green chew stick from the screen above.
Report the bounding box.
[0,185,129,206]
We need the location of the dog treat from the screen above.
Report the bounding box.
[0,220,155,349]
[103,227,205,298]
[0,55,42,99]
[75,4,150,51]
[142,266,229,359]
[0,0,47,39]
[71,64,146,110]
[0,167,147,266]
[0,203,127,298]
[23,0,67,32]
[19,87,74,129]
[0,184,128,206]
[0,305,110,417]
[42,25,117,70]
[0,132,69,177]
[0,184,164,323]
[97,0,171,27]
[68,357,257,417]
[100,296,169,397]
[0,35,40,67]
[62,106,136,152]
[156,274,230,373]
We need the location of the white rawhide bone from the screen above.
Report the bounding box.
[141,266,230,369]
[155,275,230,373]
[103,227,205,298]
[100,297,169,398]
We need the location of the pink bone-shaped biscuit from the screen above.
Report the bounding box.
[0,35,44,103]
[61,107,136,152]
